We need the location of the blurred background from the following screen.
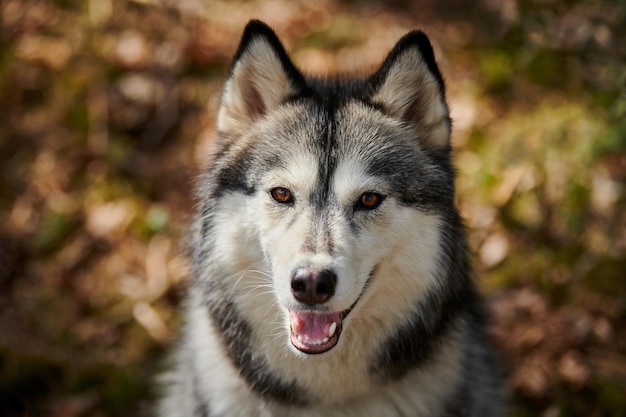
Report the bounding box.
[0,0,624,416]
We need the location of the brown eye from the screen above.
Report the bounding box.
[356,192,384,211]
[270,187,293,204]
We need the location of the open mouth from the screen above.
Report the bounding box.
[289,309,350,354]
[288,267,374,354]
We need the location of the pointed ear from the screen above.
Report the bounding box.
[217,20,306,137]
[369,31,451,150]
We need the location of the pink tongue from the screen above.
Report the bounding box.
[289,310,340,341]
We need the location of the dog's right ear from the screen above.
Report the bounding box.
[217,20,306,137]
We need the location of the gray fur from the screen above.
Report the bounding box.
[157,20,506,417]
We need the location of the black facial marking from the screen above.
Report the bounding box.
[372,285,474,380]
[203,286,308,406]
[310,95,338,210]
[367,150,454,212]
[371,215,477,380]
[214,149,256,197]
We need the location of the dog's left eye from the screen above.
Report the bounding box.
[355,192,385,211]
[270,187,294,204]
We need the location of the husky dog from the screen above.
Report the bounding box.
[158,20,505,417]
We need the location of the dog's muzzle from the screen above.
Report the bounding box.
[288,267,347,354]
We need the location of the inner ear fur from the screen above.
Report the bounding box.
[369,31,451,150]
[217,20,306,137]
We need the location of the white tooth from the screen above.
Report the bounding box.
[328,322,337,338]
[291,320,297,334]
[322,337,329,344]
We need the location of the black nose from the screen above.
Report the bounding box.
[291,268,337,305]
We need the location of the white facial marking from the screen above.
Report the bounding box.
[333,158,385,202]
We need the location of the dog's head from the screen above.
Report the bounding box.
[207,20,453,355]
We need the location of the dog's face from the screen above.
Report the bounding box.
[209,21,453,356]
[242,103,447,355]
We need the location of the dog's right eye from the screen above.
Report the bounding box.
[355,192,385,211]
[270,187,294,204]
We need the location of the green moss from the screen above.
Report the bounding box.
[478,50,515,96]
[524,48,572,90]
[33,209,76,254]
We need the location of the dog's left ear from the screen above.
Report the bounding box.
[369,31,451,150]
[217,20,307,138]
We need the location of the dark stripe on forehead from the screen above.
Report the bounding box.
[302,95,338,254]
[310,94,338,209]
